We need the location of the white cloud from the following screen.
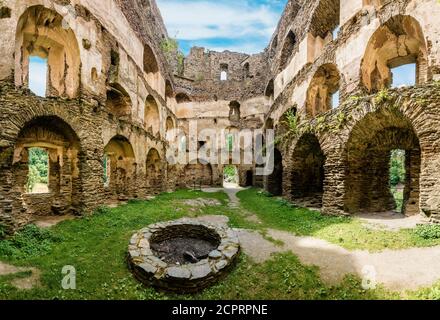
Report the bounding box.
[157,0,281,42]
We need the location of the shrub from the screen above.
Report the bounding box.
[0,224,62,259]
[414,224,440,240]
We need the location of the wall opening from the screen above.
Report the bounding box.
[26,147,49,194]
[103,154,110,188]
[306,64,340,117]
[143,44,159,74]
[183,163,213,187]
[146,148,163,194]
[344,110,421,216]
[15,5,80,98]
[332,90,340,109]
[13,116,82,216]
[223,165,238,188]
[391,63,416,88]
[361,15,427,93]
[291,134,325,208]
[266,148,283,196]
[389,149,406,213]
[176,93,191,104]
[106,84,132,119]
[278,30,296,72]
[28,56,47,97]
[220,64,228,81]
[145,95,160,136]
[103,135,136,201]
[229,101,241,122]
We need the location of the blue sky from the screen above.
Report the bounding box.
[28,1,415,96]
[156,0,288,55]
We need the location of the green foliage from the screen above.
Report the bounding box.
[414,224,440,240]
[0,224,6,239]
[374,89,391,105]
[26,148,48,193]
[223,165,237,183]
[0,225,62,259]
[160,37,185,75]
[389,150,406,186]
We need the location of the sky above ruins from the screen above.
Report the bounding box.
[156,0,288,54]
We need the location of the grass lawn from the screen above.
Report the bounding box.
[237,189,440,251]
[0,189,439,300]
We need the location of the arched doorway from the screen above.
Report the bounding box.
[344,109,421,216]
[361,15,428,92]
[103,135,136,201]
[267,149,283,196]
[12,116,82,216]
[291,134,326,208]
[146,148,163,194]
[184,163,213,188]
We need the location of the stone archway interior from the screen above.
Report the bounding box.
[291,134,325,207]
[344,110,421,216]
[12,116,81,216]
[361,15,428,92]
[267,149,283,196]
[104,135,136,200]
[146,148,163,194]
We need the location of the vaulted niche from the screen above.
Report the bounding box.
[344,110,421,216]
[15,5,80,98]
[145,95,160,136]
[361,15,428,93]
[278,30,297,72]
[106,84,132,119]
[306,64,341,118]
[143,44,159,74]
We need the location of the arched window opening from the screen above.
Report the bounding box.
[28,56,48,97]
[145,95,160,136]
[26,147,49,194]
[278,30,297,72]
[143,44,159,74]
[345,111,420,216]
[291,134,325,208]
[103,135,136,200]
[176,93,191,104]
[220,63,228,81]
[229,101,241,122]
[15,5,81,98]
[361,15,427,93]
[306,64,341,117]
[106,84,132,119]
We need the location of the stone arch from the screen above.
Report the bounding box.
[183,163,213,187]
[265,79,274,101]
[266,148,283,196]
[146,148,163,194]
[11,115,82,218]
[361,15,428,93]
[344,108,421,216]
[309,0,340,39]
[176,92,191,104]
[15,5,81,98]
[278,30,297,72]
[229,101,241,122]
[306,63,340,118]
[143,43,159,74]
[290,133,326,208]
[145,95,160,136]
[165,80,174,100]
[106,84,132,119]
[103,135,136,201]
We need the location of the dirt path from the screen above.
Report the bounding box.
[202,188,440,292]
[0,261,40,290]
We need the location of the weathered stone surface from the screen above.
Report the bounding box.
[127,218,240,293]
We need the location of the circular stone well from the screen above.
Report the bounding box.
[128,218,240,293]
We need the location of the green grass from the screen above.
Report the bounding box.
[0,189,439,300]
[237,188,440,251]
